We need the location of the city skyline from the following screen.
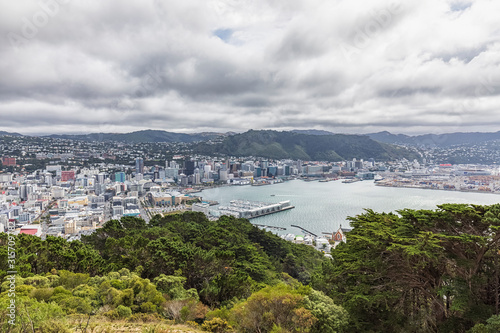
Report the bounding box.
[1,0,500,135]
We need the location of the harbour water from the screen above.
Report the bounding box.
[200,179,500,236]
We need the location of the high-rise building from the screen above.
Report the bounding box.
[180,174,188,186]
[219,169,228,181]
[165,167,179,180]
[44,173,52,186]
[115,172,126,183]
[97,173,106,184]
[185,160,195,176]
[254,167,262,177]
[268,166,278,177]
[135,157,144,174]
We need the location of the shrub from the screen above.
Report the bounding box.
[116,305,132,318]
[201,317,233,333]
[30,288,54,302]
[38,320,71,333]
[103,309,119,320]
[140,301,157,313]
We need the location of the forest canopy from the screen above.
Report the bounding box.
[1,204,500,332]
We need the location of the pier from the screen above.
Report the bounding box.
[252,223,287,231]
[218,200,294,219]
[290,225,318,237]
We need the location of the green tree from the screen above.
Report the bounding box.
[303,289,349,333]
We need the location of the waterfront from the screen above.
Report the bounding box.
[200,179,500,236]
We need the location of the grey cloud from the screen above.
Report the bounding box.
[378,87,443,98]
[435,45,488,64]
[1,0,500,135]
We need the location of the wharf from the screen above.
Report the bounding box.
[218,200,294,219]
[290,225,318,237]
[252,223,287,231]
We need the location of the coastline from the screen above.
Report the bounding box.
[375,183,500,196]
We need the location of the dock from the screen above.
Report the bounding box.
[218,200,294,219]
[290,225,318,237]
[253,223,287,231]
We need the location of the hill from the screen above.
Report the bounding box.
[291,129,335,136]
[366,130,500,147]
[46,129,224,143]
[0,130,23,136]
[194,129,419,161]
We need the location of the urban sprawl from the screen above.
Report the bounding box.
[1,135,500,255]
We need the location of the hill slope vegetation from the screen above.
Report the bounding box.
[195,130,418,161]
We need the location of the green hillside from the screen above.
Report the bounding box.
[47,130,222,143]
[0,212,344,332]
[195,130,419,161]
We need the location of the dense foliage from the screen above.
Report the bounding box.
[2,204,500,332]
[1,213,340,332]
[314,203,500,333]
[78,213,327,306]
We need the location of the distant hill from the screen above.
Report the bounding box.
[0,131,23,137]
[194,130,419,161]
[291,129,335,136]
[366,130,500,147]
[46,130,225,143]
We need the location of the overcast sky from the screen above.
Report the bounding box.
[1,0,499,135]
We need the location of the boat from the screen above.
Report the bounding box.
[342,178,361,184]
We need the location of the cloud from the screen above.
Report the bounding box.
[0,0,500,136]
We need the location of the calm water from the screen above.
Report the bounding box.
[200,180,500,235]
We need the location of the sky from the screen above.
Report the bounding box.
[0,0,500,136]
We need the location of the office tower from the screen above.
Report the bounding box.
[135,157,144,174]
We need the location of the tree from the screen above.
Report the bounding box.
[326,204,500,332]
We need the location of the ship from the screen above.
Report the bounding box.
[342,178,361,183]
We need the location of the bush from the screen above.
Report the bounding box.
[140,301,157,313]
[163,299,208,323]
[116,305,132,318]
[59,296,93,314]
[103,309,119,320]
[58,270,89,289]
[30,288,54,302]
[201,317,233,333]
[15,284,36,296]
[38,320,71,333]
[470,315,500,333]
[230,284,316,333]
